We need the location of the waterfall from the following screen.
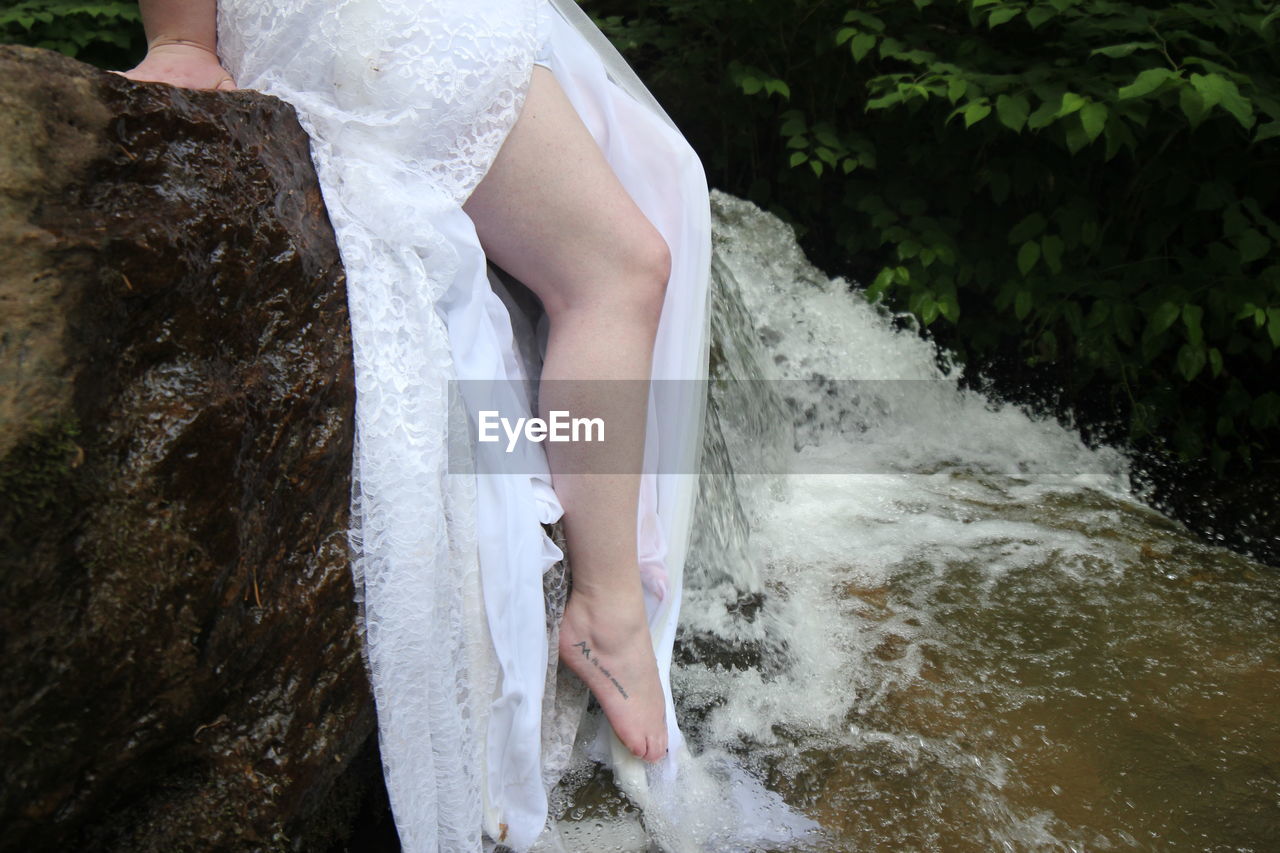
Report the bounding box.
[551,193,1280,852]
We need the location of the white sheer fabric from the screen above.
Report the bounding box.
[216,1,711,850]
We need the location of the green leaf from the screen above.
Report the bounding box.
[1254,121,1280,143]
[814,126,841,147]
[963,100,993,127]
[1269,309,1280,348]
[1025,6,1056,29]
[1113,303,1136,346]
[1209,347,1224,378]
[1182,304,1204,346]
[938,295,960,322]
[1102,115,1136,159]
[1180,87,1210,127]
[1236,302,1260,321]
[921,295,940,325]
[1150,301,1181,336]
[1063,117,1090,154]
[878,37,905,58]
[868,266,895,300]
[947,77,969,103]
[1027,96,1061,130]
[1177,344,1207,381]
[1090,42,1158,58]
[1040,328,1059,357]
[987,7,1020,28]
[1015,289,1034,320]
[1009,212,1048,243]
[850,32,877,62]
[843,10,886,31]
[1223,205,1249,238]
[996,93,1030,132]
[1018,240,1041,275]
[1088,300,1111,328]
[765,79,791,99]
[779,114,807,136]
[1056,92,1087,118]
[1190,73,1255,129]
[866,91,904,110]
[1117,67,1177,100]
[789,151,807,168]
[1063,301,1083,336]
[1237,228,1272,264]
[1041,234,1065,273]
[1079,102,1107,142]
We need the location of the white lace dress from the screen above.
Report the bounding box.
[214,2,712,850]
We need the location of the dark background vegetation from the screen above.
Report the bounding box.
[6,0,1278,561]
[1,1,142,68]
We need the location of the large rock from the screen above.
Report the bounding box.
[0,45,374,851]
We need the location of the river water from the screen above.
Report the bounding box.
[547,192,1279,851]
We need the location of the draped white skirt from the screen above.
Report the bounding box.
[216,1,711,849]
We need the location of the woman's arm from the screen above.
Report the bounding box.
[118,0,236,90]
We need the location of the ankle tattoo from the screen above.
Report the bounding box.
[570,640,630,699]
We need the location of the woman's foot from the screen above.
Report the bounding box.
[559,590,668,762]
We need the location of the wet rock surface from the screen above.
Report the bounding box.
[0,45,374,851]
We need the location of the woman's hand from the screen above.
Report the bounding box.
[116,41,237,91]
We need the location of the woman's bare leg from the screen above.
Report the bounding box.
[462,67,670,762]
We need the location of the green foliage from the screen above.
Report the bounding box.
[588,0,1280,472]
[0,0,144,68]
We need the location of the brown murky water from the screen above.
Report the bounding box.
[763,490,1280,851]
[554,482,1279,851]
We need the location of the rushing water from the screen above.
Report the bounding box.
[547,192,1280,851]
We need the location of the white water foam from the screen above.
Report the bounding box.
[556,193,1162,850]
